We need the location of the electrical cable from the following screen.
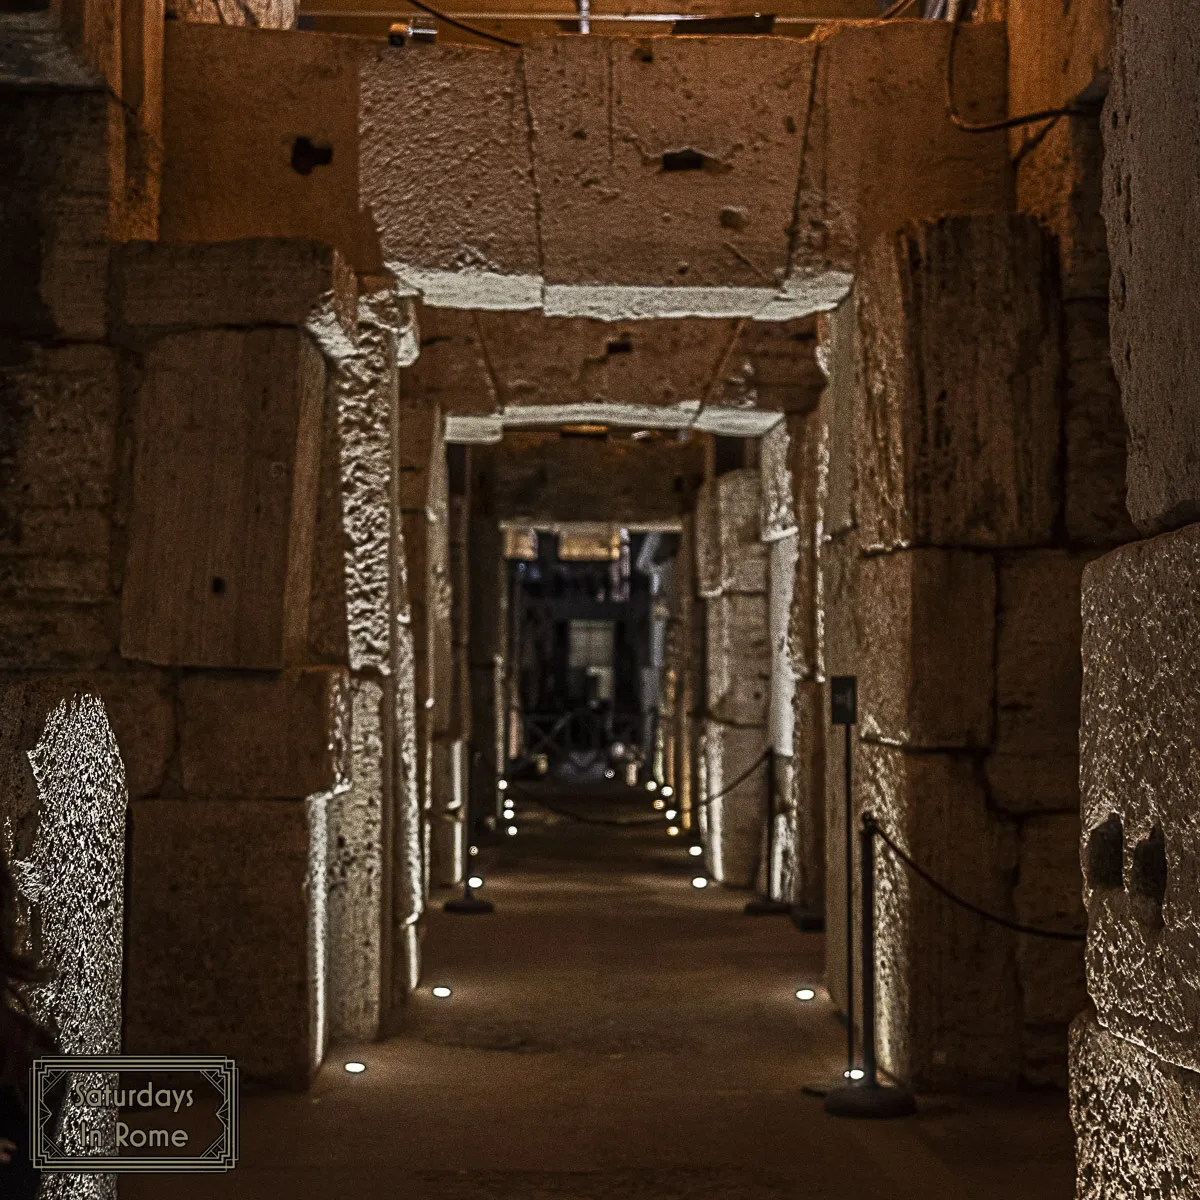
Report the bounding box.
[877,0,921,19]
[401,0,522,47]
[869,819,1086,942]
[945,7,1090,133]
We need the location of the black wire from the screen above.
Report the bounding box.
[868,819,1086,942]
[400,0,522,48]
[692,748,770,812]
[945,8,1089,133]
[878,0,921,18]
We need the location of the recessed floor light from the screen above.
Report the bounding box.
[661,785,673,798]
[688,845,703,857]
[667,826,680,836]
[468,876,484,888]
[432,986,452,998]
[692,877,708,889]
[844,1068,865,1081]
[507,825,518,837]
[796,988,816,1002]
[646,780,658,792]
[344,1062,366,1074]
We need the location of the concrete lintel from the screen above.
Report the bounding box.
[445,414,504,444]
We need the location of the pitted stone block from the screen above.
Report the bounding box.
[1081,524,1200,1071]
[706,592,770,727]
[703,720,769,890]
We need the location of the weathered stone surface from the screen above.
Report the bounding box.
[0,682,126,1195]
[1080,525,1200,1071]
[1071,1007,1200,1200]
[180,668,350,799]
[715,469,767,594]
[403,308,498,415]
[789,680,824,914]
[989,551,1090,814]
[428,736,464,889]
[855,742,1021,1090]
[759,420,794,544]
[703,720,769,890]
[121,328,325,669]
[1064,299,1136,546]
[161,26,379,273]
[169,0,295,29]
[817,528,858,686]
[694,481,719,599]
[113,239,357,358]
[0,603,117,670]
[786,409,821,683]
[307,367,350,665]
[856,548,995,750]
[767,532,797,754]
[328,677,385,1041]
[716,318,824,415]
[706,591,770,727]
[125,798,317,1088]
[856,215,1062,552]
[362,44,539,309]
[1104,0,1200,535]
[816,296,860,543]
[87,670,174,799]
[1015,813,1087,1088]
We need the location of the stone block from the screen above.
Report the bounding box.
[113,239,357,358]
[1014,813,1087,1087]
[716,469,767,593]
[307,373,350,666]
[706,592,770,727]
[362,44,540,308]
[786,409,821,682]
[856,548,995,750]
[817,528,859,687]
[856,215,1062,551]
[816,298,860,542]
[403,308,498,415]
[694,482,720,598]
[1080,524,1200,1071]
[1064,299,1137,546]
[1070,1008,1200,1200]
[759,420,795,544]
[988,551,1090,813]
[703,720,769,890]
[121,328,325,668]
[1104,0,1200,535]
[428,737,464,889]
[161,25,378,273]
[179,668,350,799]
[789,680,825,913]
[854,741,1022,1090]
[125,798,317,1088]
[87,670,175,799]
[0,602,116,670]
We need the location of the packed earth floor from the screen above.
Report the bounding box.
[124,793,1076,1200]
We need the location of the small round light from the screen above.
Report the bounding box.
[468,876,484,888]
[692,876,708,889]
[844,1068,865,1081]
[646,780,658,792]
[666,825,680,837]
[432,986,452,998]
[507,825,518,837]
[344,1061,366,1074]
[605,769,615,779]
[688,844,703,857]
[652,798,666,811]
[498,779,509,791]
[424,697,434,709]
[661,786,674,798]
[795,988,816,1002]
[664,809,677,820]
[503,808,515,818]
[468,845,479,856]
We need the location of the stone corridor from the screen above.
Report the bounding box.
[124,800,1075,1200]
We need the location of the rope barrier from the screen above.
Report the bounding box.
[868,818,1085,942]
[503,747,771,828]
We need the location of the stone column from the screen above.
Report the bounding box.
[697,469,771,889]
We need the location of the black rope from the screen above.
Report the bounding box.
[692,748,770,812]
[868,818,1085,942]
[945,9,1091,133]
[401,0,522,48]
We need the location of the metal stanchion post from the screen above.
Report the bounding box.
[824,812,916,1118]
[745,749,790,916]
[444,749,494,915]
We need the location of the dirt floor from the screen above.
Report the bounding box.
[122,791,1077,1199]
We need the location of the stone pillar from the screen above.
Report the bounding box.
[823,213,1123,1089]
[697,469,771,889]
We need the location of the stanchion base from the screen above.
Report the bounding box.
[790,907,826,932]
[823,1084,917,1120]
[743,898,792,916]
[443,897,495,915]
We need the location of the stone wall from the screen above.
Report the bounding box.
[821,212,1129,1090]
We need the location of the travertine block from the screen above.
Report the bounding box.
[790,680,825,913]
[855,742,1021,1089]
[1104,0,1200,535]
[787,409,821,682]
[704,720,769,890]
[125,798,316,1088]
[87,671,175,799]
[706,592,770,727]
[817,298,860,542]
[180,668,350,799]
[1081,524,1200,1070]
[1015,813,1086,1087]
[857,548,995,749]
[113,239,357,357]
[856,215,1062,551]
[121,328,325,669]
[989,550,1090,813]
[0,603,116,670]
[818,529,859,685]
[1071,1008,1200,1200]
[716,469,767,593]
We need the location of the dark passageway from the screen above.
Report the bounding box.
[125,795,1075,1200]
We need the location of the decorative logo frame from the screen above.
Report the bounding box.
[30,1055,238,1173]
